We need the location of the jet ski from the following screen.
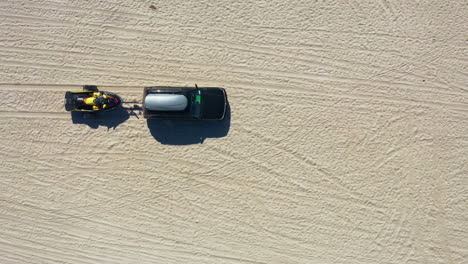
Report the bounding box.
[65,85,123,113]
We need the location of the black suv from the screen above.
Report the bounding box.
[142,86,227,120]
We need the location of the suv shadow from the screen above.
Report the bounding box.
[147,104,231,145]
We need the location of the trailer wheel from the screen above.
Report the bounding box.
[83,85,99,92]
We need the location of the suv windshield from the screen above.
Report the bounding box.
[189,89,202,118]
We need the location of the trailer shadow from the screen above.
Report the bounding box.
[147,104,231,145]
[71,106,141,130]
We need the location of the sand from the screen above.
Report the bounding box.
[0,0,467,263]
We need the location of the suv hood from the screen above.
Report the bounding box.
[200,88,227,120]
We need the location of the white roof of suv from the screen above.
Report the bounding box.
[144,94,188,111]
